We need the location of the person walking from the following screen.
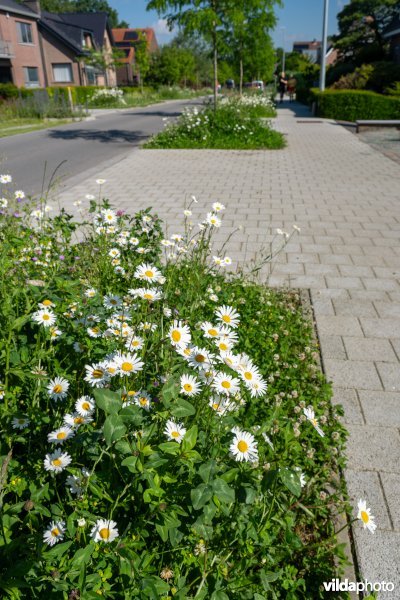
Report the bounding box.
[278,72,287,104]
[287,74,297,102]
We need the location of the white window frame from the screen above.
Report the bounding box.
[52,63,73,83]
[17,21,33,45]
[23,66,39,87]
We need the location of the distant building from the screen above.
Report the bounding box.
[293,40,322,63]
[112,28,158,86]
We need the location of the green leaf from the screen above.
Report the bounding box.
[162,375,179,405]
[103,415,126,445]
[213,478,235,504]
[182,425,197,451]
[155,524,168,542]
[12,315,30,331]
[171,398,195,418]
[71,543,94,568]
[45,540,73,560]
[121,456,138,473]
[279,468,302,498]
[210,592,229,600]
[93,389,122,415]
[199,460,218,484]
[119,405,144,425]
[220,468,239,484]
[159,441,181,455]
[191,483,213,510]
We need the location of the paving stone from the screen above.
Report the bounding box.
[346,424,400,473]
[375,362,400,392]
[374,302,400,319]
[324,359,382,390]
[332,387,364,424]
[319,335,347,359]
[391,339,400,360]
[360,318,400,339]
[380,473,400,531]
[316,316,363,336]
[332,299,378,318]
[359,390,400,427]
[363,278,400,292]
[345,469,392,530]
[325,276,364,289]
[343,337,398,361]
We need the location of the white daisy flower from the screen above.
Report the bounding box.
[136,288,163,302]
[164,419,186,443]
[101,209,117,224]
[129,237,139,246]
[168,320,191,348]
[214,338,233,353]
[15,190,25,199]
[108,248,120,258]
[38,299,55,308]
[180,374,201,396]
[212,202,225,212]
[44,450,72,473]
[187,347,214,370]
[66,474,83,495]
[103,295,122,310]
[47,377,69,401]
[64,412,93,428]
[32,309,56,328]
[0,174,12,183]
[75,396,95,416]
[201,322,220,339]
[163,307,172,318]
[84,364,110,387]
[134,391,152,410]
[248,377,268,398]
[206,213,221,228]
[134,263,163,283]
[303,407,325,437]
[47,426,74,444]
[209,395,235,415]
[114,353,144,376]
[184,209,192,216]
[124,335,144,351]
[239,363,261,387]
[171,234,183,242]
[357,499,377,534]
[87,325,102,338]
[50,327,62,340]
[0,197,8,207]
[96,178,107,185]
[215,305,240,329]
[43,521,65,546]
[91,519,119,543]
[12,416,30,430]
[213,256,223,266]
[212,373,240,396]
[230,430,258,462]
[223,256,232,265]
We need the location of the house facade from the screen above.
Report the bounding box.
[0,0,116,88]
[112,28,158,86]
[0,0,45,87]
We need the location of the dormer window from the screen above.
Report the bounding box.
[82,33,92,48]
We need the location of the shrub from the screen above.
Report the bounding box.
[310,88,400,121]
[330,61,400,94]
[0,83,32,101]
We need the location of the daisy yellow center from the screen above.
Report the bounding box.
[74,417,84,424]
[128,390,136,396]
[145,270,154,278]
[171,330,181,342]
[91,327,99,333]
[18,419,25,424]
[143,293,153,300]
[51,527,60,536]
[132,341,139,347]
[311,419,318,427]
[57,432,67,439]
[208,329,218,337]
[195,354,205,363]
[82,402,90,411]
[93,369,104,379]
[107,215,113,220]
[42,300,52,306]
[139,397,148,406]
[53,385,63,393]
[99,528,110,539]
[222,315,231,323]
[171,431,180,438]
[52,458,62,467]
[108,367,116,374]
[121,362,133,372]
[219,343,228,351]
[221,380,231,389]
[244,371,252,380]
[361,510,369,524]
[110,299,117,305]
[212,403,220,410]
[184,383,193,392]
[238,440,248,453]
[43,314,50,321]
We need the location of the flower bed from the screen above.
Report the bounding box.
[0,178,376,599]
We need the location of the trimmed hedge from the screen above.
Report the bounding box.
[310,88,400,121]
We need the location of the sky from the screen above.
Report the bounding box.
[110,0,349,49]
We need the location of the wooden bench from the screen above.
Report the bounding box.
[356,120,400,133]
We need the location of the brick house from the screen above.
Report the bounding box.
[0,0,45,87]
[112,28,158,86]
[0,0,116,88]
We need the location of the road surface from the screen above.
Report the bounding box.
[0,97,204,197]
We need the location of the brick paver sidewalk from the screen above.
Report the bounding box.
[58,101,400,597]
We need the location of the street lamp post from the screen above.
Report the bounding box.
[319,0,329,91]
[281,26,286,73]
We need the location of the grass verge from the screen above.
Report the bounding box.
[0,118,76,138]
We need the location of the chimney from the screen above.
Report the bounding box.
[23,0,41,15]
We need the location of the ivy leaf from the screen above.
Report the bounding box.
[191,483,213,510]
[103,415,126,445]
[170,398,195,418]
[279,468,302,498]
[93,389,122,415]
[213,478,235,504]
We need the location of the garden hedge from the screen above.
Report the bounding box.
[310,88,400,121]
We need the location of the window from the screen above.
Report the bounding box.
[17,22,33,44]
[23,66,39,87]
[52,63,73,83]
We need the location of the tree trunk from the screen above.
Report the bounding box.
[213,21,218,112]
[239,57,243,97]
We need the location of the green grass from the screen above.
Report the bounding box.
[88,87,209,109]
[0,118,74,138]
[144,102,285,150]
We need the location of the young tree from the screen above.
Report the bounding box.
[135,32,151,89]
[334,0,399,65]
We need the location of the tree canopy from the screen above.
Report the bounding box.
[333,0,400,64]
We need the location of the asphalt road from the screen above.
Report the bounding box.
[0,97,205,197]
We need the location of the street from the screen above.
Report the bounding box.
[0,97,204,196]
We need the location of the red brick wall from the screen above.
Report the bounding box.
[0,11,44,87]
[40,28,80,86]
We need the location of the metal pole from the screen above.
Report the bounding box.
[281,27,286,73]
[319,0,329,91]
